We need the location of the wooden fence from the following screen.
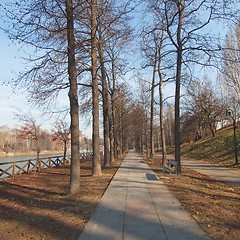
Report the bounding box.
[0,152,93,179]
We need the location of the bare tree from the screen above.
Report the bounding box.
[140,13,158,160]
[91,0,102,176]
[183,78,225,141]
[151,0,240,174]
[14,112,42,159]
[100,1,133,161]
[65,0,81,194]
[0,126,14,154]
[98,0,111,167]
[1,0,82,195]
[221,21,240,103]
[141,16,173,164]
[137,80,152,155]
[52,120,70,163]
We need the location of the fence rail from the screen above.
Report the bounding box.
[0,152,93,180]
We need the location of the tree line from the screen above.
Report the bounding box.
[0,120,92,159]
[0,0,239,195]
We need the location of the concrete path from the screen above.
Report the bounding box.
[182,160,240,186]
[78,152,210,240]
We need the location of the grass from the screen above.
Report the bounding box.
[181,126,240,167]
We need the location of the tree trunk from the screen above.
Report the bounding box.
[63,141,67,164]
[145,117,149,157]
[98,24,110,168]
[210,123,216,137]
[91,0,102,176]
[121,120,124,154]
[175,51,182,174]
[158,68,167,166]
[175,3,184,175]
[109,115,115,163]
[114,109,119,159]
[150,53,156,161]
[66,0,80,195]
[141,134,144,154]
[111,64,118,160]
[102,77,111,167]
[167,111,174,147]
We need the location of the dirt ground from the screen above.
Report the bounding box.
[0,158,123,240]
[0,155,239,240]
[147,158,240,240]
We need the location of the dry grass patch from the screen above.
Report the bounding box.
[0,157,124,240]
[180,126,240,167]
[147,159,240,240]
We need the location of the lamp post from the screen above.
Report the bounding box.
[226,109,238,165]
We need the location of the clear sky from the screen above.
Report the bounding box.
[0,30,60,126]
[0,31,32,127]
[0,0,94,136]
[0,0,52,130]
[0,30,94,136]
[0,0,137,137]
[0,0,238,136]
[0,0,143,138]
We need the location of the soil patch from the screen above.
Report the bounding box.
[0,157,123,240]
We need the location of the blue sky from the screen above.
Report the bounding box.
[0,28,95,138]
[0,5,213,131]
[0,31,31,127]
[0,0,238,136]
[0,0,136,136]
[0,30,61,126]
[0,0,44,129]
[0,0,92,135]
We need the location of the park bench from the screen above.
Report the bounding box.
[162,159,178,174]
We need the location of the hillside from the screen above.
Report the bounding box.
[181,125,240,167]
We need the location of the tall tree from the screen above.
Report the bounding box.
[141,29,157,159]
[149,34,157,161]
[91,0,102,176]
[98,0,111,167]
[103,4,133,160]
[141,6,174,164]
[157,52,167,165]
[138,80,152,155]
[1,0,82,194]
[99,38,111,167]
[66,0,81,194]
[157,0,239,173]
[160,0,185,174]
[222,22,240,102]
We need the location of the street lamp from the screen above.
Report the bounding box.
[226,109,239,165]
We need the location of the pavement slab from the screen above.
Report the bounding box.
[78,152,211,240]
